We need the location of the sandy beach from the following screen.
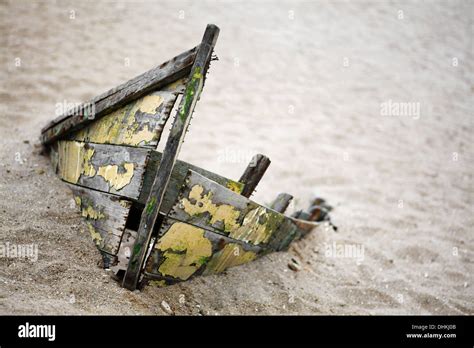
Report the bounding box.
[0,0,472,315]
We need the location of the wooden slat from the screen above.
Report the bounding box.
[110,228,138,277]
[70,79,186,148]
[122,24,220,290]
[169,170,286,249]
[239,154,271,197]
[55,140,149,200]
[143,150,244,213]
[269,193,293,213]
[50,140,244,207]
[68,184,132,255]
[144,217,263,285]
[40,46,199,145]
[168,170,322,251]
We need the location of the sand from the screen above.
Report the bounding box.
[0,0,472,315]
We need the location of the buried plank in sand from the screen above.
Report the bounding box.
[40,24,334,291]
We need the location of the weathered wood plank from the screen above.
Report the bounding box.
[50,141,244,208]
[239,154,271,197]
[269,193,293,213]
[68,184,132,255]
[123,24,220,290]
[40,46,199,145]
[143,217,264,285]
[55,140,148,200]
[142,150,244,213]
[169,169,286,249]
[70,79,186,148]
[168,170,322,251]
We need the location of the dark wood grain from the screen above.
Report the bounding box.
[239,154,271,197]
[122,24,220,290]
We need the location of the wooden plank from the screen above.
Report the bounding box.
[68,184,132,255]
[142,150,244,213]
[70,79,186,148]
[169,170,286,249]
[143,215,321,285]
[269,193,293,213]
[50,141,244,207]
[122,24,220,290]
[143,217,264,285]
[40,46,199,145]
[55,140,149,200]
[239,154,271,197]
[168,170,322,250]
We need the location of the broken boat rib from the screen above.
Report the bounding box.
[41,24,327,291]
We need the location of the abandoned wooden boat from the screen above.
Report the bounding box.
[40,24,328,291]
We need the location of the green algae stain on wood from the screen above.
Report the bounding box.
[154,222,212,280]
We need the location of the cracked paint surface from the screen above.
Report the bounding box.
[203,243,257,275]
[73,94,164,147]
[97,163,134,190]
[57,141,135,191]
[181,185,240,232]
[57,141,96,183]
[155,222,212,280]
[180,182,284,246]
[87,222,102,246]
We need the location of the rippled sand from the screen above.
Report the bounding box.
[0,0,472,314]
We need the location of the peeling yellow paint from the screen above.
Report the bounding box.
[97,163,134,190]
[181,185,241,232]
[138,95,164,114]
[87,222,102,246]
[156,222,212,280]
[81,205,105,220]
[149,280,167,287]
[229,207,283,245]
[123,124,155,146]
[82,148,96,177]
[72,93,165,146]
[119,200,131,208]
[226,180,244,194]
[203,243,256,275]
[74,196,82,206]
[57,141,96,183]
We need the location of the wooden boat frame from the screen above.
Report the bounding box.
[41,24,322,290]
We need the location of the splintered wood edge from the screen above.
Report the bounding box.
[40,45,199,145]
